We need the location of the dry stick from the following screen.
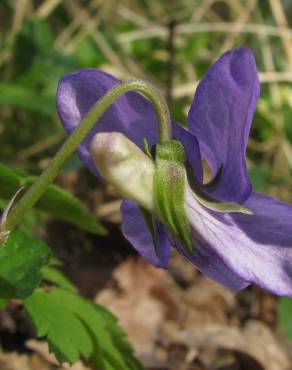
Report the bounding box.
[12,0,29,33]
[166,19,176,106]
[257,8,291,180]
[172,71,292,99]
[97,200,122,221]
[269,0,292,67]
[16,132,65,160]
[182,0,216,91]
[54,18,80,48]
[266,56,292,179]
[259,71,292,82]
[219,0,257,53]
[191,0,216,21]
[117,22,292,43]
[3,0,32,79]
[36,0,62,18]
[66,0,125,72]
[116,4,154,28]
[64,0,143,79]
[66,0,161,86]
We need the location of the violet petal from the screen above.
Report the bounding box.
[121,199,172,268]
[186,189,292,296]
[175,241,249,291]
[56,69,159,177]
[188,48,260,203]
[56,69,202,180]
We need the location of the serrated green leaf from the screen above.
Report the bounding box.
[24,288,144,369]
[95,305,144,370]
[278,297,292,339]
[0,163,106,235]
[0,229,51,303]
[41,266,78,293]
[50,289,134,370]
[24,289,93,364]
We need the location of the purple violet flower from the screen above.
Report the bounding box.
[56,48,292,296]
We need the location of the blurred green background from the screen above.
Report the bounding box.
[1,0,292,366]
[1,0,292,202]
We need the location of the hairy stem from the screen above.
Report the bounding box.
[4,79,171,233]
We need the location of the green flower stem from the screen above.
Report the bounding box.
[4,79,171,233]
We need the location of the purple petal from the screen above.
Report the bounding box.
[175,241,249,291]
[185,189,292,296]
[188,48,260,203]
[172,122,203,182]
[57,69,202,180]
[56,69,160,177]
[120,199,172,268]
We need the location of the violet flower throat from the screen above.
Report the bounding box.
[56,48,292,296]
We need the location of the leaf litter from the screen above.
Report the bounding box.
[96,255,292,370]
[1,246,292,370]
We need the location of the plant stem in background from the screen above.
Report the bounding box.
[166,18,176,106]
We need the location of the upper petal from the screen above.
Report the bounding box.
[185,188,292,296]
[56,69,202,180]
[188,48,260,203]
[172,122,203,183]
[56,69,160,177]
[120,199,172,268]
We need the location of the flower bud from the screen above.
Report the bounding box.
[90,132,155,211]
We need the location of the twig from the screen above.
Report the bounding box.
[172,71,292,99]
[16,132,65,160]
[269,0,292,67]
[35,0,62,18]
[166,19,176,106]
[117,22,292,43]
[219,0,257,53]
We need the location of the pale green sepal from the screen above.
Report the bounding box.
[190,178,253,215]
[153,140,192,252]
[143,138,152,158]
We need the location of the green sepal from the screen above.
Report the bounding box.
[187,165,253,215]
[143,138,152,158]
[153,140,192,252]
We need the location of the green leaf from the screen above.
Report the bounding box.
[97,306,144,370]
[154,140,192,251]
[24,176,107,235]
[0,229,51,302]
[0,164,21,198]
[41,266,78,293]
[24,289,93,364]
[0,83,55,116]
[24,288,144,369]
[278,297,292,339]
[0,163,106,235]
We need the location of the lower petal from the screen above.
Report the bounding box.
[186,189,292,296]
[120,199,172,268]
[175,241,249,290]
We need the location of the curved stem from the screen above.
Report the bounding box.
[4,79,171,233]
